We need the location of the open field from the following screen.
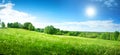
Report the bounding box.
[0,28,120,55]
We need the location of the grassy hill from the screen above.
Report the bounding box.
[0,28,120,55]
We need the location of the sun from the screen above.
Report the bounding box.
[86,6,96,17]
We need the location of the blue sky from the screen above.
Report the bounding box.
[0,0,120,32]
[12,0,120,22]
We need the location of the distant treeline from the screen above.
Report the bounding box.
[1,22,120,41]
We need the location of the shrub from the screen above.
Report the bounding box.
[7,22,23,28]
[114,31,119,40]
[28,24,35,31]
[44,25,56,34]
[67,31,79,36]
[2,22,5,28]
[23,22,33,30]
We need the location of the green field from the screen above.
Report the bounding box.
[0,28,120,55]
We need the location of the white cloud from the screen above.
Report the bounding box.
[38,20,120,32]
[92,0,118,7]
[0,3,37,24]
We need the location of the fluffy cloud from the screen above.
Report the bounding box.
[39,20,120,32]
[0,3,37,24]
[92,0,118,7]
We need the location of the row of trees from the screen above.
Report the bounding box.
[78,32,120,40]
[7,22,35,31]
[1,22,120,41]
[0,22,5,28]
[44,25,120,40]
[1,22,43,32]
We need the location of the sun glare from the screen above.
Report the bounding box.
[86,6,96,17]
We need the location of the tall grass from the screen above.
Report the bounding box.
[0,28,120,55]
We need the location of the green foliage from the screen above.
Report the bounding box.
[39,29,44,32]
[23,22,33,30]
[99,32,111,40]
[114,31,119,40]
[5,22,120,41]
[35,28,44,32]
[79,33,86,37]
[1,22,5,28]
[79,32,98,38]
[35,28,40,32]
[28,24,35,31]
[0,28,120,55]
[55,31,63,35]
[7,22,23,28]
[13,22,19,28]
[7,23,12,28]
[110,33,115,40]
[67,31,79,36]
[87,33,98,38]
[61,30,69,35]
[118,35,120,41]
[44,25,57,34]
[13,22,22,28]
[100,33,106,39]
[55,29,65,35]
[105,32,110,40]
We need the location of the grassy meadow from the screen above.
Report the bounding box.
[0,28,120,55]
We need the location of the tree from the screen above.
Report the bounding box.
[100,33,106,39]
[67,31,79,36]
[2,22,5,28]
[35,28,40,32]
[44,25,56,34]
[110,33,115,40]
[7,22,23,28]
[55,28,61,35]
[7,23,10,28]
[39,29,44,32]
[114,31,119,40]
[13,22,23,28]
[35,28,44,32]
[13,22,19,28]
[105,32,110,40]
[23,22,32,30]
[100,32,110,40]
[79,33,85,37]
[0,19,1,28]
[7,23,13,28]
[28,24,35,31]
[61,30,69,35]
[86,33,98,38]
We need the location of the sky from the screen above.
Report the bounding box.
[0,0,120,32]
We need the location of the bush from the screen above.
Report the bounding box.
[44,25,57,34]
[28,24,35,31]
[7,23,13,28]
[35,28,44,32]
[2,22,5,28]
[114,31,119,40]
[67,31,79,36]
[87,34,97,38]
[13,22,23,28]
[23,22,34,30]
[7,22,23,28]
[79,33,86,37]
